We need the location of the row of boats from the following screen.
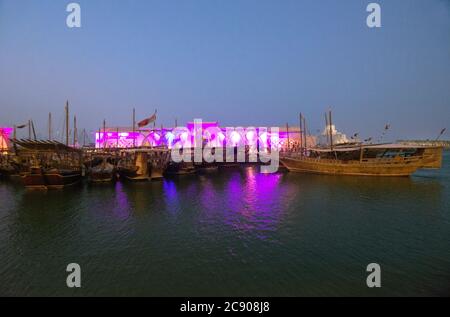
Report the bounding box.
[0,139,239,189]
[0,139,445,189]
[0,139,174,189]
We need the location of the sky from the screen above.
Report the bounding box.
[0,0,449,141]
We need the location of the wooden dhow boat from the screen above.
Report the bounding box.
[12,139,82,189]
[117,149,151,181]
[280,143,443,177]
[88,157,116,183]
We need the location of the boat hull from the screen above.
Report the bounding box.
[89,171,116,183]
[420,146,443,169]
[280,157,421,177]
[21,172,47,189]
[44,171,82,189]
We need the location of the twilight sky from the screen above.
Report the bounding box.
[0,0,449,141]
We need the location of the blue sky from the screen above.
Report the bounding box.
[0,0,449,141]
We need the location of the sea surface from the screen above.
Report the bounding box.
[1,152,450,296]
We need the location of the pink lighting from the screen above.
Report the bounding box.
[230,131,241,145]
[246,130,255,141]
[0,127,12,151]
[94,122,295,149]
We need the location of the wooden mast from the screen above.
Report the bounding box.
[302,115,307,155]
[103,119,106,149]
[324,112,329,147]
[28,119,31,139]
[65,100,69,146]
[31,120,37,140]
[73,116,77,147]
[328,109,333,151]
[116,127,119,148]
[286,122,290,151]
[299,113,303,157]
[48,112,52,140]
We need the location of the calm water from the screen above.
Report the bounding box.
[1,153,450,296]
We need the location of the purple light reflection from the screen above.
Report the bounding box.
[113,181,132,220]
[195,167,290,240]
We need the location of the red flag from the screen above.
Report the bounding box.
[137,110,157,128]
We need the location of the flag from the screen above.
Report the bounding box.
[440,128,446,135]
[138,110,157,128]
[16,123,27,129]
[384,124,390,130]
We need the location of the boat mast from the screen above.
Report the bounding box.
[103,119,106,149]
[28,119,31,139]
[48,112,52,140]
[286,122,290,151]
[299,113,303,157]
[303,115,307,154]
[65,100,69,146]
[324,112,329,147]
[328,109,333,151]
[31,120,37,140]
[116,127,119,148]
[73,115,77,147]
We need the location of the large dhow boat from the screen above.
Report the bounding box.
[281,143,443,177]
[12,139,82,189]
[280,111,443,177]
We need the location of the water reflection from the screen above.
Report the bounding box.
[194,167,297,239]
[113,182,132,220]
[1,156,448,296]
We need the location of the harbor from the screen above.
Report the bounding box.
[1,0,450,299]
[1,152,449,296]
[0,104,446,189]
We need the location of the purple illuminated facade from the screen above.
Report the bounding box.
[0,127,12,151]
[95,121,316,149]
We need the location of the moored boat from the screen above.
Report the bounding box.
[117,150,151,181]
[280,143,440,177]
[44,168,82,189]
[21,166,47,189]
[89,161,116,183]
